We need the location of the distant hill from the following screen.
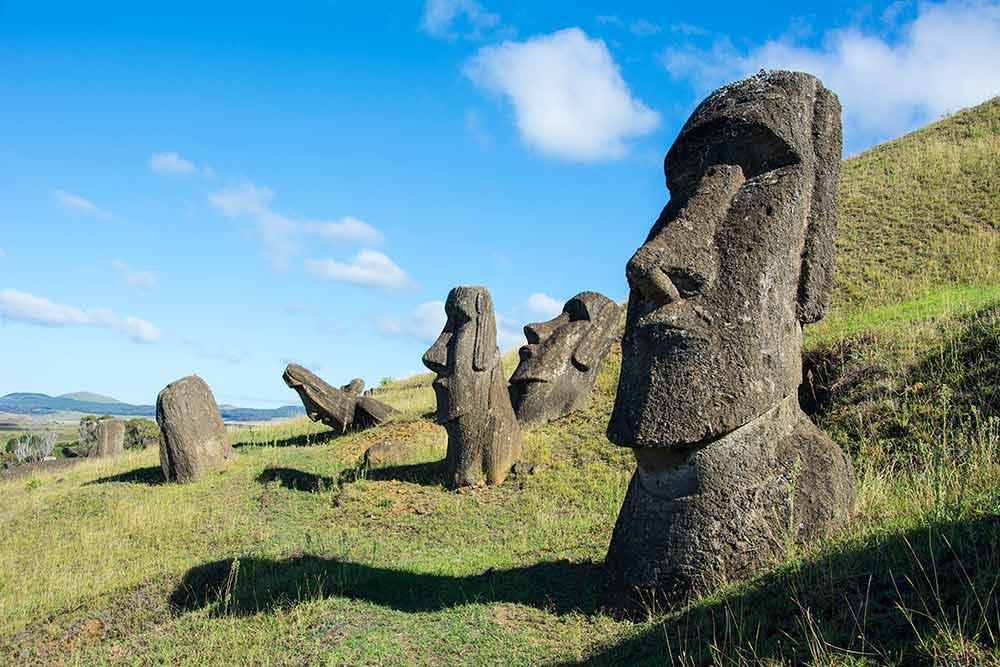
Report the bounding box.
[58,392,121,404]
[0,393,304,422]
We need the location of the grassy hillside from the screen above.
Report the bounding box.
[1,100,998,666]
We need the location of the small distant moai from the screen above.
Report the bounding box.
[509,291,621,426]
[605,71,856,605]
[156,375,233,483]
[282,364,396,432]
[423,286,522,487]
[91,417,125,458]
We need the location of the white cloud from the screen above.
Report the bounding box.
[149,151,199,176]
[304,250,410,289]
[495,313,525,350]
[464,28,660,161]
[304,216,383,245]
[51,190,111,220]
[0,288,160,343]
[662,0,1000,150]
[112,260,157,289]
[421,0,500,40]
[378,300,447,343]
[209,182,384,270]
[526,292,563,319]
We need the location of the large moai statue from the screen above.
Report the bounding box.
[282,364,396,432]
[605,71,856,604]
[509,291,622,426]
[423,286,522,487]
[156,375,233,483]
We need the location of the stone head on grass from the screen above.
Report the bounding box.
[509,291,621,426]
[422,286,521,487]
[156,374,233,483]
[283,364,396,432]
[609,69,843,449]
[604,71,856,608]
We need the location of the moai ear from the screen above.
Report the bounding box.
[797,83,842,324]
[473,291,497,372]
[572,300,621,371]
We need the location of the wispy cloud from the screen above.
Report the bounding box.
[180,336,243,365]
[51,190,112,220]
[149,151,206,176]
[0,288,160,343]
[208,181,384,271]
[378,300,447,342]
[465,28,660,161]
[526,292,563,319]
[662,0,1000,150]
[630,19,661,37]
[421,0,501,40]
[304,250,410,289]
[304,217,383,245]
[111,259,157,289]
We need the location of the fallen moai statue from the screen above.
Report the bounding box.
[282,364,396,432]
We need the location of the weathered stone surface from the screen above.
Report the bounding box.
[605,70,856,604]
[341,378,365,396]
[283,364,396,432]
[423,286,522,487]
[156,375,233,483]
[91,417,125,458]
[510,291,621,426]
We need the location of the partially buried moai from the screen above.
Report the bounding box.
[509,291,621,426]
[423,286,522,487]
[156,375,234,483]
[605,71,856,604]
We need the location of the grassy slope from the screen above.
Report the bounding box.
[1,99,999,666]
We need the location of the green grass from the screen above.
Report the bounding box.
[1,99,999,665]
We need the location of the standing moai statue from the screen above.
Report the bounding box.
[605,71,856,605]
[91,417,125,458]
[509,291,621,426]
[423,286,522,487]
[156,375,233,483]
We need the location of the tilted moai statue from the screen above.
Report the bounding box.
[605,71,856,603]
[341,378,365,396]
[156,375,233,483]
[283,364,396,432]
[423,286,522,487]
[509,291,622,426]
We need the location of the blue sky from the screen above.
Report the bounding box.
[1,1,998,407]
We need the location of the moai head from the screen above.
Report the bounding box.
[608,70,842,448]
[422,286,500,424]
[509,291,621,425]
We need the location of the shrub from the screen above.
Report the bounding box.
[124,418,160,450]
[12,432,57,463]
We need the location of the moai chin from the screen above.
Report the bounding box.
[509,291,621,426]
[423,286,522,488]
[605,70,856,606]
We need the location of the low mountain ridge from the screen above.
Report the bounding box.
[0,392,304,422]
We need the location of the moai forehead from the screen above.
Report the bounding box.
[608,70,843,449]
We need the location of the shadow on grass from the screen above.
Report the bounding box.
[89,465,164,486]
[232,430,342,449]
[335,460,448,489]
[256,467,335,492]
[170,557,601,618]
[560,514,1000,666]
